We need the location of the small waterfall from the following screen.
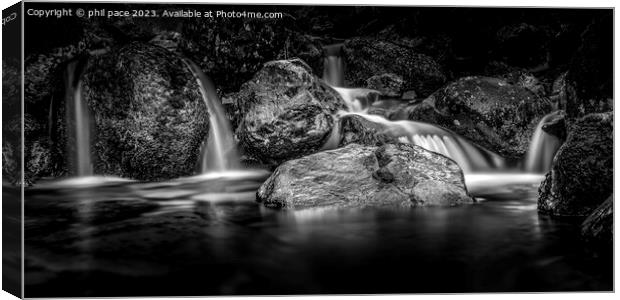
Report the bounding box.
[332,87,379,113]
[339,112,504,173]
[64,59,93,176]
[323,43,345,87]
[524,112,562,173]
[184,59,240,173]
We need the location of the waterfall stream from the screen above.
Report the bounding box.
[64,59,93,176]
[322,43,560,175]
[183,59,241,173]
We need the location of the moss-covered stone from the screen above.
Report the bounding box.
[53,42,210,181]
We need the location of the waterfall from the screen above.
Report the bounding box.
[524,112,562,173]
[323,43,345,87]
[64,59,93,176]
[339,112,504,173]
[321,43,506,173]
[183,59,240,173]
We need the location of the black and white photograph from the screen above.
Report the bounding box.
[1,0,615,297]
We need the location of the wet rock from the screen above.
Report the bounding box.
[257,143,472,209]
[421,76,553,159]
[365,73,404,97]
[342,37,446,98]
[338,114,400,147]
[55,42,209,181]
[541,110,567,141]
[402,90,417,100]
[235,59,345,166]
[581,196,613,244]
[538,112,613,216]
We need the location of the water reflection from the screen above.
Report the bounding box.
[24,172,612,296]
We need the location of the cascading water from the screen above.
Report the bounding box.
[323,43,345,87]
[183,59,240,173]
[321,43,563,176]
[64,60,93,176]
[524,112,563,173]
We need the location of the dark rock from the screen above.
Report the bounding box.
[2,59,22,185]
[402,90,417,100]
[338,114,400,147]
[342,37,446,98]
[541,110,567,141]
[365,73,404,97]
[180,17,325,93]
[54,42,209,181]
[423,76,553,159]
[581,196,613,244]
[494,23,550,69]
[563,15,613,118]
[257,143,472,209]
[538,112,613,216]
[235,59,346,166]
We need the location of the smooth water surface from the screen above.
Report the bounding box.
[23,173,612,297]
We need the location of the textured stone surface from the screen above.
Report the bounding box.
[421,76,553,159]
[365,73,405,97]
[257,143,472,209]
[581,196,613,244]
[234,59,345,166]
[538,112,613,216]
[342,38,446,98]
[54,42,210,181]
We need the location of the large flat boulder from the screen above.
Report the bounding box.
[257,143,473,209]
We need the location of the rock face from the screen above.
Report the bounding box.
[581,196,613,244]
[538,112,613,216]
[421,76,553,159]
[338,114,399,147]
[235,59,346,166]
[257,143,473,209]
[54,42,209,181]
[342,38,446,98]
[365,73,404,97]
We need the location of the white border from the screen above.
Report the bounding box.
[0,1,617,300]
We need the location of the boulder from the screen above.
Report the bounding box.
[235,59,346,166]
[257,143,473,209]
[54,42,210,181]
[581,196,613,245]
[538,112,613,216]
[421,76,553,159]
[365,73,404,98]
[342,38,446,98]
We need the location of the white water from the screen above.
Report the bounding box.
[323,43,345,87]
[65,60,93,176]
[321,43,562,175]
[184,59,241,173]
[524,112,562,173]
